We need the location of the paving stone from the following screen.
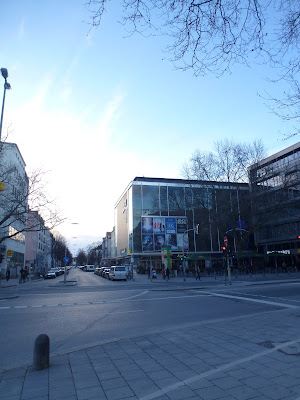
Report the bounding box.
[195,385,228,400]
[105,385,135,400]
[101,376,128,390]
[76,385,106,400]
[165,384,197,400]
[0,378,23,397]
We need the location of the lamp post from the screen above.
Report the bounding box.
[0,68,12,142]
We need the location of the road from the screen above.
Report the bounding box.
[1,268,300,372]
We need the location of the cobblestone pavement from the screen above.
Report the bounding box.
[1,300,300,399]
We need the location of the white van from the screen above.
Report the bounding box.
[85,265,96,272]
[109,266,128,281]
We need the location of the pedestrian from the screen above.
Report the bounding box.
[6,268,10,281]
[196,266,201,280]
[20,267,26,283]
[166,267,170,280]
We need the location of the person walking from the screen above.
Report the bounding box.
[166,266,170,280]
[20,267,26,283]
[196,266,201,280]
[6,268,10,281]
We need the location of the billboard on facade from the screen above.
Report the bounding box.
[141,216,188,252]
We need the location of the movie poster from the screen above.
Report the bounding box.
[165,233,177,250]
[142,234,153,251]
[142,217,153,233]
[176,217,187,233]
[177,233,189,251]
[154,234,165,251]
[153,217,165,233]
[165,218,176,234]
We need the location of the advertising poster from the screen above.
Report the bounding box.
[153,217,165,233]
[176,217,187,233]
[154,234,165,251]
[165,233,177,250]
[142,217,153,233]
[161,246,172,270]
[165,218,176,234]
[177,233,189,251]
[142,234,153,251]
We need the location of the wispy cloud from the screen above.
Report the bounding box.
[18,18,25,40]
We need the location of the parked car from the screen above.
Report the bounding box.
[94,268,101,275]
[109,266,128,281]
[49,268,61,276]
[103,268,111,278]
[44,271,56,279]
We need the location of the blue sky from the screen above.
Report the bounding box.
[1,0,298,252]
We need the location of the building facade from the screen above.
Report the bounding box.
[112,177,251,272]
[249,141,300,268]
[0,143,28,278]
[25,211,53,276]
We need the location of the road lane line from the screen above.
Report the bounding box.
[139,336,300,400]
[50,309,144,319]
[200,291,299,309]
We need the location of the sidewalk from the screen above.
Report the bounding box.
[1,304,300,399]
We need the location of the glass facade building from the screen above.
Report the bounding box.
[249,141,300,266]
[114,177,251,271]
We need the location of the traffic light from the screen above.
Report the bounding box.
[0,254,4,263]
[297,235,300,240]
[221,246,227,256]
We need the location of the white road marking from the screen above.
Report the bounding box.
[50,309,144,319]
[200,290,299,309]
[139,337,300,400]
[226,290,300,303]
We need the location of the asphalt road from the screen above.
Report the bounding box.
[1,269,300,372]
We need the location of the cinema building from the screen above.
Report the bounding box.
[111,177,251,272]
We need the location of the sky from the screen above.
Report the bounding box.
[1,0,298,254]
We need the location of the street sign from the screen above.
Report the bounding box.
[0,182,4,191]
[224,236,228,245]
[63,256,69,263]
[7,250,12,257]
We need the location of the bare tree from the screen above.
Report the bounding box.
[181,138,267,267]
[0,160,65,244]
[86,0,300,131]
[182,138,266,183]
[52,232,72,266]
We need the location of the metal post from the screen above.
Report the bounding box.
[0,84,6,141]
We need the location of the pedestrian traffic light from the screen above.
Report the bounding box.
[0,254,4,263]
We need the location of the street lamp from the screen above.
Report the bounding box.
[0,68,12,142]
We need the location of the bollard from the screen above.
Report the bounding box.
[33,334,50,370]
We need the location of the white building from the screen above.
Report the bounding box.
[25,211,53,276]
[0,142,28,278]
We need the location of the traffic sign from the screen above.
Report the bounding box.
[224,236,228,245]
[63,256,69,263]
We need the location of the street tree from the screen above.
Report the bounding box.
[0,164,64,244]
[86,0,300,132]
[181,138,267,268]
[0,141,64,245]
[52,232,72,266]
[76,249,87,266]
